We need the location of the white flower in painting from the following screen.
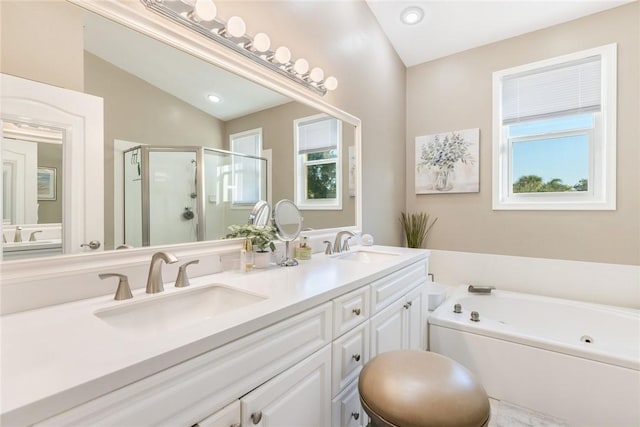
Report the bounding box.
[417,132,474,171]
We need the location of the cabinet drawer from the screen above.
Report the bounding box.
[370,261,425,314]
[195,400,240,427]
[333,286,370,338]
[332,321,369,396]
[35,303,332,427]
[332,378,365,427]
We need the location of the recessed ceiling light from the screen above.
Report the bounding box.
[401,6,424,25]
[207,94,222,103]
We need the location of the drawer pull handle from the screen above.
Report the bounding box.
[351,412,360,420]
[352,353,361,362]
[251,411,263,424]
[352,308,361,316]
[403,303,410,309]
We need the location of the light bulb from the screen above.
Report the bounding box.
[273,46,291,64]
[401,6,424,25]
[226,16,246,38]
[193,0,216,22]
[252,32,271,53]
[293,58,309,75]
[309,67,324,83]
[324,76,338,91]
[207,94,222,103]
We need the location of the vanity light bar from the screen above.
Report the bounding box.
[141,0,338,96]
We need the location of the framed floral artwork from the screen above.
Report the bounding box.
[415,128,479,194]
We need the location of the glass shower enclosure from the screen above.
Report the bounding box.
[123,145,267,247]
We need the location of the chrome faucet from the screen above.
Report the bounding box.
[146,251,178,294]
[333,230,356,253]
[14,226,23,243]
[467,285,496,294]
[29,230,43,242]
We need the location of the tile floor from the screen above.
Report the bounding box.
[488,399,568,427]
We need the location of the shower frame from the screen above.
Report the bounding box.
[124,145,267,247]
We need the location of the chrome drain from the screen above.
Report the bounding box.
[580,335,594,344]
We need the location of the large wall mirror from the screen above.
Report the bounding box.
[0,0,360,261]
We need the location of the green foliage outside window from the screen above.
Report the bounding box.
[306,163,337,199]
[512,175,588,193]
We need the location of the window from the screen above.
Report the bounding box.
[492,44,616,210]
[230,128,263,205]
[294,114,342,210]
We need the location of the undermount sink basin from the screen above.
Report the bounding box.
[333,249,400,263]
[94,284,267,336]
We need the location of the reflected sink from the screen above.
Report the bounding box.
[94,284,267,336]
[332,249,400,263]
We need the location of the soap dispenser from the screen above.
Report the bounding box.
[240,238,254,272]
[294,235,312,260]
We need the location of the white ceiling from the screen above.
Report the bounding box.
[365,0,634,67]
[83,12,291,121]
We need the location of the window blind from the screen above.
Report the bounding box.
[297,116,338,154]
[502,56,601,124]
[231,132,260,157]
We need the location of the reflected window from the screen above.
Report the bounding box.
[493,44,617,210]
[230,128,262,206]
[294,114,342,210]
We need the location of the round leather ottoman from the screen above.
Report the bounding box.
[358,351,490,427]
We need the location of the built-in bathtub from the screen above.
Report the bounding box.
[429,285,640,426]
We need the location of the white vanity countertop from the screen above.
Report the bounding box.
[0,245,427,426]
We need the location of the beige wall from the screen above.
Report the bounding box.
[37,143,63,224]
[217,1,407,245]
[406,3,640,265]
[225,102,356,230]
[0,1,84,91]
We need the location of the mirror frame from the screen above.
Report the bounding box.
[1,0,362,284]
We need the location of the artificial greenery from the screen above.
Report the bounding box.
[226,224,277,252]
[399,211,438,249]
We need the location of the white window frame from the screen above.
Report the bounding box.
[294,114,342,210]
[492,44,617,210]
[229,128,263,207]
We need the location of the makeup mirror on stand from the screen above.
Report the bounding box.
[272,199,302,267]
[248,200,271,226]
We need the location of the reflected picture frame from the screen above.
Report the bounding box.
[37,167,57,201]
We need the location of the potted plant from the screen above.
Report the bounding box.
[399,211,438,249]
[226,224,277,268]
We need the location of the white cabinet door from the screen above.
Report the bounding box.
[369,283,427,357]
[405,285,427,351]
[241,346,332,427]
[369,297,406,358]
[195,400,240,427]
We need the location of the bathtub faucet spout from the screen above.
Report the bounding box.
[467,285,496,294]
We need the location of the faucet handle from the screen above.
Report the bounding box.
[14,226,23,243]
[323,240,333,255]
[175,260,199,288]
[341,236,353,252]
[99,273,133,300]
[29,230,43,242]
